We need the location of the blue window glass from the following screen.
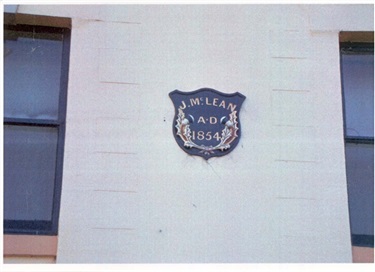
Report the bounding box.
[342,54,374,138]
[4,125,58,221]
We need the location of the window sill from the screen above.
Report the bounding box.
[352,246,374,263]
[4,256,56,264]
[3,234,57,257]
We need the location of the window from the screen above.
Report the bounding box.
[4,24,70,235]
[341,41,374,248]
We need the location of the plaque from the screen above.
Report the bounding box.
[169,88,246,160]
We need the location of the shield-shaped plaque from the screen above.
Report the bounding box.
[169,88,246,160]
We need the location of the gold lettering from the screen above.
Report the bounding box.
[180,100,187,109]
[190,98,200,106]
[209,117,217,124]
[213,98,218,106]
[205,97,212,106]
[227,103,237,112]
[197,116,206,124]
[219,100,226,108]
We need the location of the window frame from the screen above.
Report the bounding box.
[340,40,374,249]
[3,23,71,235]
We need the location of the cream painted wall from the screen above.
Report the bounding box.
[17,4,374,263]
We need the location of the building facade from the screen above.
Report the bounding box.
[3,4,374,263]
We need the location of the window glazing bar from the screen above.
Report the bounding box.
[345,137,374,144]
[4,117,61,127]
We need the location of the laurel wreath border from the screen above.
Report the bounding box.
[175,108,239,156]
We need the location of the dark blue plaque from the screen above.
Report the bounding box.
[169,88,246,160]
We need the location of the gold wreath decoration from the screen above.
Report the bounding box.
[175,108,239,155]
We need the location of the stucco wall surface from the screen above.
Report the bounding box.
[17,4,374,263]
